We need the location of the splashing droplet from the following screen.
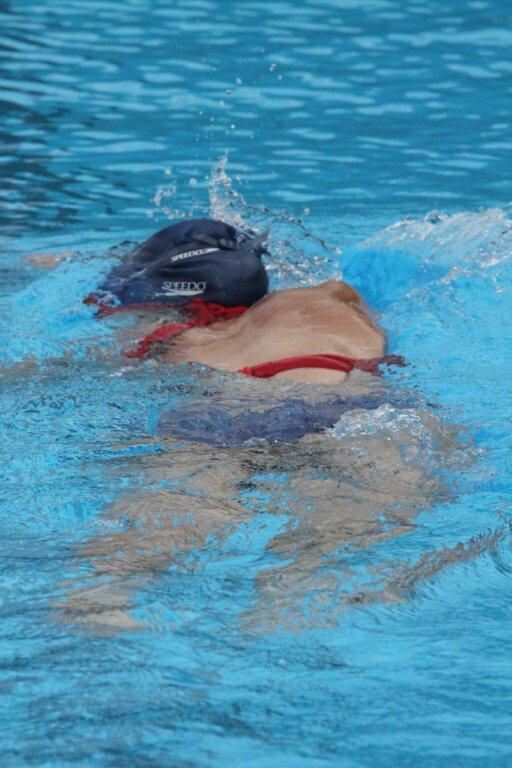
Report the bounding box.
[208,157,339,286]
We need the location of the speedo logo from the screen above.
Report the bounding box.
[170,247,219,263]
[159,281,207,296]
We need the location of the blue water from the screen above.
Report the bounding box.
[2,1,512,765]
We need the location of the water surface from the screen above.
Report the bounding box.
[1,1,512,766]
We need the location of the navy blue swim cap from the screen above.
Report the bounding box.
[86,218,269,309]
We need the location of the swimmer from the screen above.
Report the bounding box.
[57,219,450,633]
[85,217,395,386]
[82,216,403,445]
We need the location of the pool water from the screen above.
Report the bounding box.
[2,1,512,765]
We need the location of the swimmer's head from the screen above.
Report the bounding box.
[85,218,269,311]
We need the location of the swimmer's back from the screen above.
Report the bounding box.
[165,280,386,381]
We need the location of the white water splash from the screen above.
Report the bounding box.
[343,206,512,309]
[147,182,190,221]
[146,157,339,286]
[208,156,338,286]
[328,403,465,473]
[362,207,512,272]
[208,156,253,232]
[329,404,425,439]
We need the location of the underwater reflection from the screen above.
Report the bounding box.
[58,388,468,634]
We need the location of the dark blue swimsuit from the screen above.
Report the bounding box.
[157,391,413,446]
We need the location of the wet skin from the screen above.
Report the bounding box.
[163,280,386,384]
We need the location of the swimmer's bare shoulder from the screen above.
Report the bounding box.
[161,278,386,384]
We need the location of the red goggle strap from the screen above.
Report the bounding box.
[124,300,248,359]
[239,353,405,378]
